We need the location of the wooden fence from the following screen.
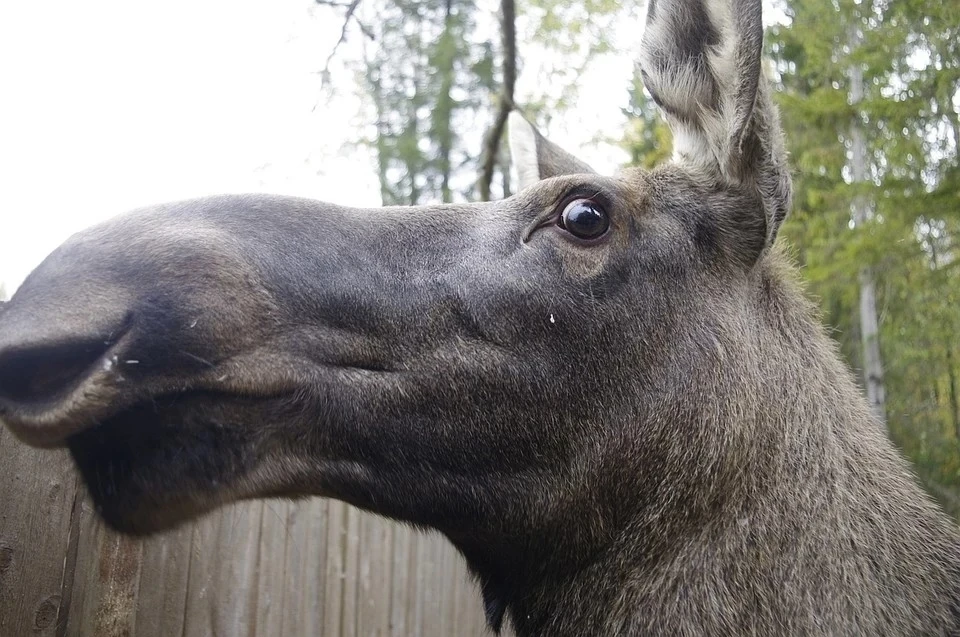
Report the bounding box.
[0,427,492,636]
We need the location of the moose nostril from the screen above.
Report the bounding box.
[0,338,114,407]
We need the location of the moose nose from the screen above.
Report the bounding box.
[0,288,132,448]
[0,337,114,406]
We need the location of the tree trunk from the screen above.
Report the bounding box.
[849,28,886,425]
[478,0,516,201]
[436,0,456,203]
[371,72,392,205]
[499,143,512,198]
[947,347,960,440]
[857,266,885,421]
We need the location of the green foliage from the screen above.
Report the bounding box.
[621,66,672,169]
[354,0,641,203]
[769,0,960,515]
[364,0,493,205]
[520,0,629,114]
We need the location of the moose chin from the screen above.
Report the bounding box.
[2,0,960,635]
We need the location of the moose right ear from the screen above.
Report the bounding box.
[638,0,791,247]
[508,111,595,191]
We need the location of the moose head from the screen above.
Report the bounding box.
[2,0,958,634]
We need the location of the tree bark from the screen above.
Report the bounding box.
[947,348,960,440]
[849,27,886,425]
[930,238,960,438]
[499,143,512,198]
[857,266,885,422]
[319,0,364,82]
[478,0,516,201]
[436,0,456,203]
[371,70,392,205]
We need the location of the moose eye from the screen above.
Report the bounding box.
[559,198,609,240]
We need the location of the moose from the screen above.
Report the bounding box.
[2,0,959,634]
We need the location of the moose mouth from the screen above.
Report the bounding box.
[66,391,272,534]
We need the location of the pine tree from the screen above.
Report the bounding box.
[361,0,494,205]
[769,0,960,511]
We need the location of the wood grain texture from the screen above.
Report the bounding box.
[1,431,492,636]
[0,428,79,637]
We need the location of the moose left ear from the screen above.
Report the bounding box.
[508,111,596,191]
[639,0,791,246]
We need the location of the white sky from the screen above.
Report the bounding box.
[1,1,383,294]
[0,1,782,296]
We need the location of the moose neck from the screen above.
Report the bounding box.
[453,252,960,637]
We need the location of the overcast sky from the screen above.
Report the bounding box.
[0,2,366,292]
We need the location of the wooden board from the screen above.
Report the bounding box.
[0,427,80,637]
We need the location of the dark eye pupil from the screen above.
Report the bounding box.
[561,199,609,239]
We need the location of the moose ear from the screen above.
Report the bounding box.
[508,111,596,191]
[639,0,791,245]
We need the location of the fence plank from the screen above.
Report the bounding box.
[253,500,291,635]
[133,521,194,637]
[277,498,328,637]
[356,512,392,637]
[64,495,143,637]
[0,431,78,637]
[322,500,346,636]
[341,504,361,637]
[389,524,413,637]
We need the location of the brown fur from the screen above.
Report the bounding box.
[1,0,959,635]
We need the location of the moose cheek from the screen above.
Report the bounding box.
[547,229,617,280]
[692,217,720,255]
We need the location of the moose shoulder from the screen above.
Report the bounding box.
[1,0,959,634]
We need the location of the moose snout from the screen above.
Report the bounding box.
[0,201,287,449]
[0,284,133,448]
